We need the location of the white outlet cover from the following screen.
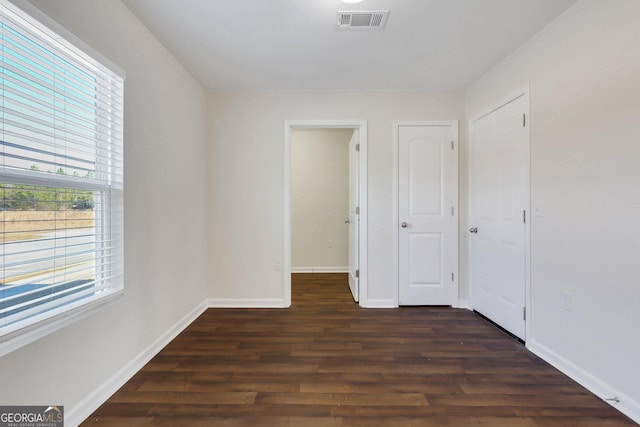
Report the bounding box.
[561,291,571,311]
[534,205,543,217]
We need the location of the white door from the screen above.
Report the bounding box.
[469,94,529,340]
[398,123,458,306]
[348,130,359,302]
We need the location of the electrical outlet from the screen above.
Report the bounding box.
[561,291,572,311]
[328,239,334,248]
[274,260,281,271]
[534,204,543,217]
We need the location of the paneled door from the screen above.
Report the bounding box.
[398,122,458,306]
[348,130,359,302]
[469,93,529,340]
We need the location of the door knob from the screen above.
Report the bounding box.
[401,222,408,228]
[469,227,478,234]
[344,219,350,224]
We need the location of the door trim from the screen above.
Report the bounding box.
[392,120,459,308]
[468,85,531,341]
[284,120,368,307]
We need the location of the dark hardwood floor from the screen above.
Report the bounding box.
[82,273,636,426]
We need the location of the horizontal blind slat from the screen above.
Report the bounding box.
[1,11,124,99]
[0,278,120,319]
[1,0,124,339]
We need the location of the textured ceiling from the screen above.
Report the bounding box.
[121,0,577,91]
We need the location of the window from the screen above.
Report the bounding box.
[0,1,124,354]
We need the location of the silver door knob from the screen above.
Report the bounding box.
[469,227,478,234]
[401,222,408,228]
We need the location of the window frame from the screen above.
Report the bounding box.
[0,0,125,356]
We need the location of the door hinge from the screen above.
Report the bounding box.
[451,272,454,282]
[523,113,526,127]
[523,210,526,224]
[356,269,360,278]
[451,206,455,216]
[356,206,360,215]
[451,140,454,150]
[523,307,526,321]
[356,143,360,152]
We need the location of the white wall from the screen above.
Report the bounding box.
[207,91,464,306]
[291,129,352,271]
[0,0,209,423]
[466,0,640,420]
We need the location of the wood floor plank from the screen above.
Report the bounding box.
[81,273,637,426]
[340,416,539,427]
[255,391,429,407]
[532,417,638,426]
[138,379,299,393]
[299,381,462,394]
[331,404,520,418]
[109,390,257,405]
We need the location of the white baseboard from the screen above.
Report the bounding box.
[453,299,470,309]
[361,299,396,308]
[291,267,349,273]
[65,301,208,427]
[528,339,640,424]
[206,298,289,308]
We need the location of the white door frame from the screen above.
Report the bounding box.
[284,120,368,307]
[392,120,459,307]
[468,85,531,341]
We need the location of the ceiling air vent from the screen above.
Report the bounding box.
[337,10,389,29]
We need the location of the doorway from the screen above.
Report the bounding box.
[284,120,368,307]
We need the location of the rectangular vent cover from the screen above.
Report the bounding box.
[337,11,389,29]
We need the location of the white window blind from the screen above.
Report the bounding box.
[0,0,124,348]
